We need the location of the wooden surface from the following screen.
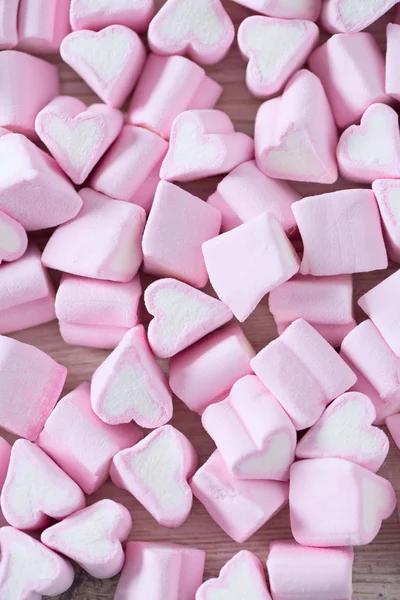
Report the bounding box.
[6,1,400,598]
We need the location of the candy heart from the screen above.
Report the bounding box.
[238,16,319,98]
[148,0,234,65]
[321,0,397,33]
[296,392,390,472]
[41,499,132,579]
[160,109,254,182]
[60,25,146,107]
[145,278,233,358]
[337,103,400,184]
[70,0,155,33]
[35,96,123,184]
[111,425,197,527]
[0,211,27,264]
[231,0,321,21]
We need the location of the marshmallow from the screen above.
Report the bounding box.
[373,179,400,263]
[55,274,141,349]
[231,0,321,21]
[269,274,356,347]
[36,96,123,185]
[238,16,319,98]
[207,160,299,234]
[0,134,82,231]
[70,0,155,33]
[266,541,354,600]
[114,541,205,600]
[37,382,143,494]
[321,0,397,33]
[386,23,400,102]
[290,457,397,546]
[296,392,389,472]
[0,50,59,138]
[0,438,10,493]
[42,188,146,283]
[386,413,400,450]
[0,527,74,599]
[160,110,254,182]
[0,211,27,265]
[128,54,222,140]
[191,450,288,543]
[91,325,173,428]
[60,25,146,108]
[111,425,197,527]
[0,1,18,49]
[202,375,296,481]
[255,69,338,184]
[142,181,221,288]
[0,245,56,335]
[91,125,169,213]
[196,551,272,600]
[1,440,85,531]
[17,0,71,54]
[251,319,357,430]
[169,322,255,414]
[203,212,300,322]
[308,33,389,129]
[145,278,233,358]
[41,500,132,579]
[293,189,388,276]
[148,0,234,65]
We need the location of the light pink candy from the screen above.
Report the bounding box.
[17,0,71,54]
[36,96,123,185]
[60,25,146,108]
[255,69,338,184]
[386,23,400,102]
[373,178,400,263]
[203,212,299,322]
[0,211,27,264]
[41,499,131,579]
[111,425,197,527]
[145,278,233,358]
[0,1,18,49]
[37,382,143,495]
[321,0,397,33]
[0,438,11,493]
[70,0,155,33]
[143,181,221,288]
[251,319,357,430]
[59,322,133,350]
[386,413,400,450]
[42,188,146,283]
[231,0,321,21]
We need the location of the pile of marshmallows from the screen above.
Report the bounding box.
[2,0,400,599]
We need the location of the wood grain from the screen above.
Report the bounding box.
[5,1,400,598]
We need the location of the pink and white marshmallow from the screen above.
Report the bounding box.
[111,425,197,527]
[0,211,27,265]
[386,23,400,102]
[231,0,321,21]
[70,0,155,33]
[321,0,397,33]
[0,438,11,494]
[255,69,338,184]
[0,1,18,49]
[17,0,71,54]
[373,178,400,263]
[386,413,400,450]
[35,96,123,185]
[203,212,300,322]
[60,25,146,108]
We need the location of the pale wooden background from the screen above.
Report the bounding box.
[4,1,400,598]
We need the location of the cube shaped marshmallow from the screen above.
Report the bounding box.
[17,0,71,54]
[251,319,357,430]
[70,0,155,33]
[386,413,400,450]
[37,382,143,494]
[373,178,400,263]
[0,1,18,49]
[0,211,27,265]
[386,23,400,102]
[321,0,397,33]
[293,189,388,276]
[231,0,321,21]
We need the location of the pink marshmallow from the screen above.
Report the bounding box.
[230,0,321,21]
[290,457,397,546]
[60,26,146,108]
[169,322,255,415]
[0,1,18,49]
[70,0,155,33]
[145,278,233,358]
[202,375,296,481]
[251,319,357,430]
[128,54,222,140]
[0,527,74,598]
[296,392,389,472]
[207,160,299,234]
[90,124,169,213]
[36,96,123,185]
[308,32,389,129]
[293,189,388,276]
[142,181,221,288]
[203,212,300,322]
[91,325,173,428]
[17,0,71,54]
[160,110,254,182]
[0,438,10,493]
[238,16,318,98]
[196,551,272,600]
[148,0,234,65]
[37,382,143,495]
[111,425,197,527]
[386,23,400,102]
[267,541,354,600]
[1,440,85,531]
[0,211,27,264]
[255,69,338,184]
[269,274,356,347]
[385,413,400,450]
[59,322,133,349]
[114,541,205,600]
[373,178,400,263]
[191,450,288,543]
[42,188,146,283]
[321,0,397,33]
[41,499,131,579]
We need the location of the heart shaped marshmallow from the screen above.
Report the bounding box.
[0,211,27,264]
[321,0,397,33]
